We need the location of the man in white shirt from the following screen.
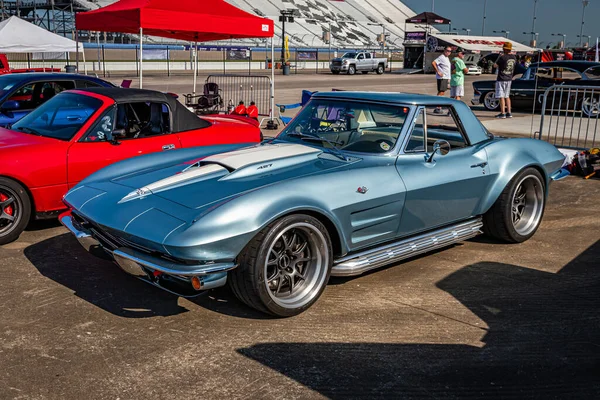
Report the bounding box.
[432,46,452,97]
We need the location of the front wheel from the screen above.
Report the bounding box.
[483,168,545,243]
[229,214,333,317]
[0,177,31,245]
[347,65,356,75]
[483,91,500,111]
[376,64,384,74]
[331,70,340,75]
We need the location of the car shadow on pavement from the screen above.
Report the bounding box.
[25,233,189,318]
[237,240,600,398]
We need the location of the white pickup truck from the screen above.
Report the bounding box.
[330,51,388,75]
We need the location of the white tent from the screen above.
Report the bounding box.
[0,16,83,53]
[432,34,536,53]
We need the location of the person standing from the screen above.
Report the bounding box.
[450,48,469,101]
[432,46,452,98]
[494,42,517,118]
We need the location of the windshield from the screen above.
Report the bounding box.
[11,92,102,141]
[278,99,411,154]
[342,52,357,59]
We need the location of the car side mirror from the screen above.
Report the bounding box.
[106,128,125,145]
[1,100,20,111]
[427,139,451,163]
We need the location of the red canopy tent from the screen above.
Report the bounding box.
[75,0,274,91]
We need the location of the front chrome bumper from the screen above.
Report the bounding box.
[471,95,481,105]
[330,65,348,72]
[59,212,234,297]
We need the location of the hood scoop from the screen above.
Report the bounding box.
[119,143,321,203]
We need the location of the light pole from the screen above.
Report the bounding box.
[279,9,295,74]
[453,28,471,36]
[431,0,435,12]
[368,22,387,55]
[493,30,510,38]
[531,0,539,43]
[523,31,539,47]
[577,34,591,47]
[551,33,567,49]
[482,0,487,35]
[579,1,590,47]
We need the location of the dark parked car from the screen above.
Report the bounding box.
[0,73,113,127]
[472,61,600,116]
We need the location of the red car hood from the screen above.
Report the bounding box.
[0,127,59,149]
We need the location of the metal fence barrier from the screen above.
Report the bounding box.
[203,74,273,117]
[538,85,599,149]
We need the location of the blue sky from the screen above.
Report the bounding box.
[401,0,600,47]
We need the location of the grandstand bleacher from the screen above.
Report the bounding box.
[80,0,426,49]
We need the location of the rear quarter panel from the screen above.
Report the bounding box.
[478,138,564,214]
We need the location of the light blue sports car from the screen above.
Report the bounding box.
[61,92,565,317]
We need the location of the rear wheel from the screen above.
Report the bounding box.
[347,65,356,75]
[0,177,31,245]
[376,64,385,74]
[581,96,599,117]
[229,214,332,317]
[483,91,500,111]
[483,168,545,243]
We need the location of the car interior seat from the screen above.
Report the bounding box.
[41,87,56,103]
[140,103,164,136]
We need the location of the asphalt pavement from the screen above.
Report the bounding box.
[1,72,599,399]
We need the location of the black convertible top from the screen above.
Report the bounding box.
[78,87,210,132]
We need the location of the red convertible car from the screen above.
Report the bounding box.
[0,87,262,244]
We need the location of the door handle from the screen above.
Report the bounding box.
[162,144,175,151]
[470,162,488,168]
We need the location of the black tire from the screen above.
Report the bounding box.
[0,177,31,245]
[362,71,369,74]
[332,70,340,75]
[229,214,333,317]
[483,167,546,243]
[347,65,356,75]
[482,91,500,111]
[376,64,385,74]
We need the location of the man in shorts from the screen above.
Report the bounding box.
[450,48,469,101]
[432,46,452,97]
[494,42,517,118]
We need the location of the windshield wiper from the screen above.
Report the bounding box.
[286,132,347,161]
[15,126,43,136]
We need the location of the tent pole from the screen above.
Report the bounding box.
[139,27,143,89]
[75,27,79,73]
[270,37,275,121]
[192,41,198,96]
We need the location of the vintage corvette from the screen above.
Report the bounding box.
[61,92,565,317]
[0,88,261,244]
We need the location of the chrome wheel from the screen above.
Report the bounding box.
[581,97,599,117]
[0,187,19,237]
[484,92,500,110]
[511,175,544,236]
[264,222,328,309]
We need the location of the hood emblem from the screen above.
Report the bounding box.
[357,186,368,194]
